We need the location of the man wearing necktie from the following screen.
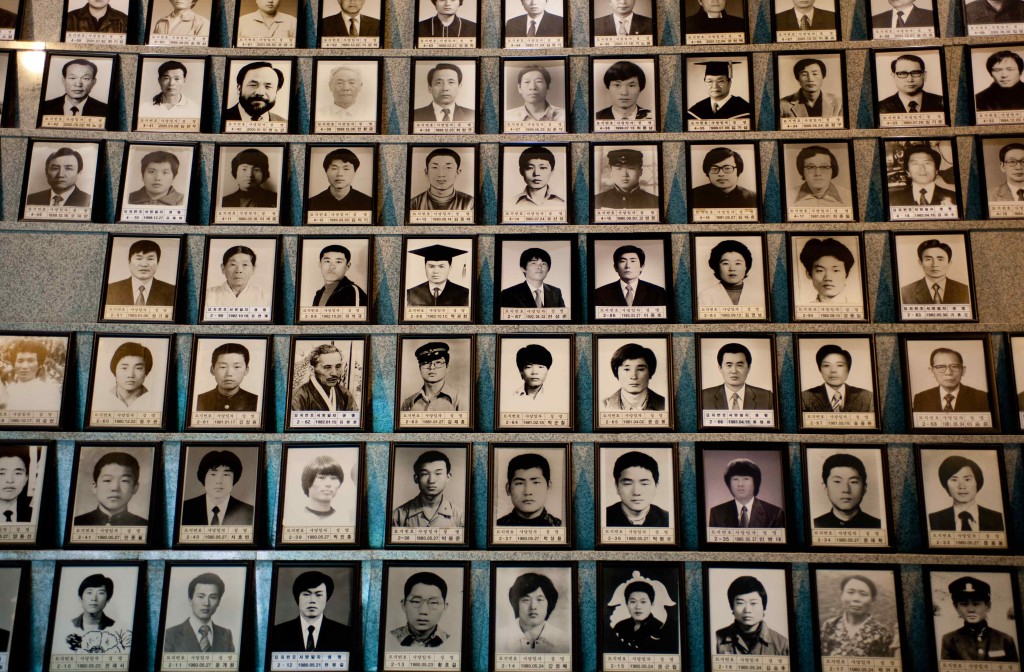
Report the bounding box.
[800,344,874,414]
[593,0,654,38]
[0,445,33,525]
[927,455,1005,533]
[593,244,668,308]
[416,0,478,39]
[687,60,752,122]
[911,347,991,414]
[405,243,471,307]
[105,239,178,308]
[411,63,475,126]
[877,54,946,117]
[775,0,837,32]
[39,58,110,123]
[499,247,566,310]
[888,145,957,207]
[270,570,354,653]
[871,0,935,32]
[707,458,786,528]
[900,238,972,306]
[25,147,93,208]
[701,342,774,411]
[162,572,236,652]
[987,143,1024,205]
[321,0,380,38]
[505,0,565,37]
[179,449,255,527]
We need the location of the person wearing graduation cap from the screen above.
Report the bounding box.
[941,576,1019,662]
[406,243,470,307]
[685,0,746,35]
[687,61,751,121]
[779,58,843,119]
[401,342,466,412]
[408,148,475,213]
[595,149,661,210]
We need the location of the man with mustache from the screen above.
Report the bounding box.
[223,61,286,125]
[702,342,773,411]
[179,450,255,526]
[40,58,109,119]
[290,343,358,413]
[392,449,463,529]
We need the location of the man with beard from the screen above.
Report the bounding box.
[988,142,1024,203]
[506,65,565,122]
[223,61,286,125]
[405,244,470,307]
[40,58,109,120]
[801,344,874,412]
[408,149,474,213]
[594,149,660,210]
[779,59,843,120]
[311,244,368,307]
[688,61,751,122]
[105,239,176,307]
[691,147,757,209]
[220,149,277,208]
[701,342,774,411]
[975,50,1024,112]
[899,239,970,305]
[391,449,464,529]
[270,570,353,652]
[73,451,148,526]
[290,343,359,413]
[307,149,373,211]
[321,0,380,36]
[26,147,92,207]
[412,63,474,123]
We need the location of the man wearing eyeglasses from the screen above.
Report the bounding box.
[401,342,465,412]
[988,143,1024,203]
[900,239,971,306]
[390,572,451,647]
[789,145,851,207]
[878,54,944,115]
[912,347,990,413]
[691,147,757,209]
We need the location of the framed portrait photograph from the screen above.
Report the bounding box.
[779,140,856,222]
[499,143,570,224]
[598,563,683,670]
[409,59,478,134]
[697,443,791,549]
[387,443,469,548]
[787,233,868,322]
[221,58,292,133]
[592,0,656,46]
[37,52,115,130]
[964,0,1024,34]
[173,443,262,548]
[591,57,659,133]
[212,143,286,224]
[394,335,475,431]
[295,236,372,324]
[0,441,52,547]
[968,46,1024,125]
[692,233,770,322]
[415,0,479,47]
[286,336,367,431]
[312,58,381,134]
[62,0,130,44]
[489,443,570,548]
[892,232,977,322]
[379,561,469,671]
[596,444,678,548]
[495,334,574,431]
[0,562,29,671]
[809,566,905,668]
[319,0,383,47]
[869,0,937,38]
[872,48,949,128]
[696,335,779,432]
[591,143,662,223]
[199,236,279,324]
[0,334,71,429]
[491,563,578,670]
[0,1,19,41]
[276,444,363,548]
[146,0,212,46]
[504,0,566,48]
[795,335,880,432]
[156,562,253,671]
[802,446,892,550]
[266,563,361,671]
[687,142,760,223]
[0,50,13,127]
[20,140,101,223]
[772,0,839,41]
[501,57,568,133]
[116,142,195,224]
[99,234,183,323]
[882,139,961,221]
[978,135,1024,220]
[495,234,576,323]
[916,446,1010,551]
[406,145,477,225]
[900,335,999,433]
[133,56,206,132]
[923,567,1022,669]
[399,236,476,323]
[64,443,158,548]
[682,0,747,44]
[684,54,753,132]
[84,334,172,430]
[593,334,674,431]
[233,0,298,47]
[588,233,672,322]
[185,335,270,431]
[776,53,846,130]
[704,564,793,669]
[44,562,144,670]
[1011,333,1024,430]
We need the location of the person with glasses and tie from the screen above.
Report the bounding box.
[900,239,971,306]
[400,342,466,413]
[871,0,934,31]
[691,147,757,209]
[497,572,570,653]
[912,348,991,413]
[105,239,177,308]
[163,573,235,652]
[593,0,653,38]
[701,342,774,412]
[40,58,109,122]
[500,248,565,310]
[594,245,667,308]
[988,143,1024,204]
[927,456,1005,533]
[321,0,380,37]
[390,572,452,647]
[405,244,470,307]
[888,145,956,207]
[25,147,92,208]
[779,59,843,121]
[179,450,255,527]
[801,344,874,414]
[506,0,564,37]
[688,61,751,123]
[878,54,944,115]
[270,570,354,654]
[708,458,786,529]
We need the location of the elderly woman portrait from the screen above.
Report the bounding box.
[698,239,760,307]
[819,574,898,658]
[602,342,665,411]
[205,245,270,307]
[798,237,856,304]
[497,572,570,653]
[141,61,201,118]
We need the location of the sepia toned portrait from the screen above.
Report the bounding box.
[788,234,868,322]
[970,46,1024,125]
[682,0,747,43]
[811,567,904,666]
[780,141,855,222]
[305,146,376,224]
[892,232,976,321]
[589,235,671,322]
[319,0,382,47]
[406,146,477,225]
[85,335,171,430]
[0,335,69,428]
[504,0,565,47]
[134,56,205,132]
[63,0,129,44]
[873,49,949,128]
[795,336,879,432]
[699,443,789,548]
[963,0,1024,34]
[0,0,18,40]
[869,0,937,38]
[234,0,298,48]
[882,139,961,221]
[221,59,292,133]
[38,53,115,130]
[0,442,48,545]
[501,57,568,133]
[705,565,792,665]
[147,0,211,46]
[685,56,752,132]
[979,135,1024,220]
[591,57,659,133]
[592,0,655,46]
[925,568,1021,668]
[118,143,194,224]
[592,144,662,223]
[902,336,997,433]
[21,140,100,223]
[776,53,846,130]
[773,0,839,41]
[415,0,479,47]
[312,59,380,134]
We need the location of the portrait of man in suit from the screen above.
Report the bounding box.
[195,343,259,413]
[500,247,565,309]
[975,51,1024,112]
[687,61,751,123]
[40,58,108,120]
[593,0,653,36]
[707,458,786,528]
[417,0,477,38]
[686,0,746,34]
[801,344,874,413]
[162,572,235,652]
[497,452,562,526]
[787,145,852,209]
[507,145,565,211]
[291,343,359,414]
[595,60,653,121]
[311,244,368,307]
[405,243,470,307]
[408,149,474,213]
[64,0,128,34]
[321,0,380,37]
[812,453,882,528]
[220,148,277,208]
[223,61,287,124]
[701,342,774,411]
[779,58,843,120]
[25,147,92,208]
[400,342,466,412]
[691,147,758,209]
[927,455,1004,532]
[605,450,669,527]
[392,449,464,529]
[105,239,176,308]
[307,149,373,212]
[988,142,1024,203]
[871,0,934,30]
[389,572,452,647]
[877,54,944,115]
[412,63,475,125]
[179,449,255,526]
[602,342,666,411]
[912,347,990,413]
[0,445,34,524]
[900,239,971,305]
[270,570,353,652]
[506,0,564,37]
[73,451,148,526]
[594,149,660,210]
[888,145,956,207]
[775,0,836,31]
[594,244,667,307]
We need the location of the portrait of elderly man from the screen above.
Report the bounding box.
[511,145,565,209]
[0,445,35,523]
[686,0,746,33]
[871,0,934,28]
[596,60,653,121]
[390,571,452,647]
[975,50,1024,111]
[698,239,761,308]
[180,450,255,526]
[205,245,270,307]
[927,455,1004,531]
[291,343,358,413]
[65,0,128,34]
[412,63,474,123]
[606,451,669,527]
[322,0,380,36]
[912,347,989,413]
[41,58,108,118]
[941,577,1019,661]
[715,576,789,655]
[813,453,881,528]
[801,344,874,413]
[152,0,210,37]
[498,453,562,526]
[595,149,660,210]
[507,0,564,36]
[195,342,259,412]
[408,149,474,212]
[507,65,565,122]
[965,0,1024,24]
[220,149,277,208]
[26,147,92,207]
[702,342,773,411]
[780,58,843,119]
[497,572,570,653]
[91,341,162,413]
[56,574,130,654]
[708,458,786,528]
[594,244,667,306]
[0,340,63,412]
[900,239,970,305]
[878,54,944,115]
[271,570,353,652]
[889,145,955,206]
[106,239,176,307]
[311,244,368,307]
[392,449,464,529]
[594,0,653,36]
[789,145,851,207]
[163,572,234,652]
[797,237,857,304]
[401,342,466,412]
[307,150,373,211]
[223,61,286,123]
[602,342,666,411]
[127,150,184,206]
[73,451,148,526]
[988,142,1024,203]
[500,248,565,308]
[406,244,470,306]
[688,61,751,121]
[140,60,201,118]
[691,147,757,209]
[775,0,836,30]
[236,0,297,41]
[290,454,348,524]
[316,65,371,122]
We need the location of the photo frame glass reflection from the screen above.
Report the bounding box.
[277,445,361,546]
[882,139,961,221]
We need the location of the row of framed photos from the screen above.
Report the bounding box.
[2,441,1017,554]
[0,559,1020,672]
[5,46,1024,136]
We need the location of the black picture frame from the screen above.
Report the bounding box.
[794,334,881,432]
[221,57,294,133]
[146,0,213,46]
[414,0,480,48]
[683,53,754,132]
[587,232,673,322]
[1008,332,1024,431]
[498,142,572,224]
[84,333,174,431]
[0,561,30,672]
[116,141,197,224]
[285,336,369,432]
[0,333,73,431]
[502,0,567,48]
[871,47,950,128]
[593,334,675,432]
[0,49,14,128]
[494,233,578,324]
[0,1,21,41]
[590,56,660,133]
[275,443,364,549]
[868,0,938,39]
[211,142,288,225]
[489,561,579,668]
[37,51,118,130]
[774,51,849,130]
[398,235,477,324]
[132,55,208,133]
[595,443,680,549]
[596,562,684,671]
[963,0,1024,34]
[0,440,55,549]
[682,0,748,44]
[294,235,374,324]
[405,145,479,225]
[233,0,300,47]
[590,0,657,46]
[976,134,1024,221]
[304,144,378,224]
[98,233,184,324]
[787,232,870,322]
[386,442,471,548]
[488,442,572,549]
[19,138,103,223]
[319,0,384,48]
[691,232,771,323]
[591,142,664,224]
[686,140,761,223]
[500,56,569,134]
[311,58,382,135]
[494,334,575,432]
[696,334,780,432]
[198,235,281,324]
[184,334,272,432]
[967,45,1024,125]
[394,334,476,432]
[779,140,857,222]
[891,231,978,322]
[408,58,479,134]
[771,0,840,42]
[881,137,962,222]
[61,0,131,45]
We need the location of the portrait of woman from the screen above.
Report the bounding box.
[698,238,759,308]
[819,574,897,657]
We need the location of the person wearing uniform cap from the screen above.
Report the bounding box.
[595,149,661,210]
[691,147,757,209]
[307,148,374,212]
[401,342,465,412]
[688,61,751,121]
[594,244,668,307]
[779,58,843,119]
[593,0,654,37]
[927,455,1004,532]
[408,148,475,213]
[595,61,653,121]
[941,576,1019,661]
[499,247,566,309]
[686,0,747,34]
[405,243,470,307]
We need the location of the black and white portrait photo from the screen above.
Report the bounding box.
[1012,334,1024,429]
[379,563,467,670]
[697,336,778,431]
[705,566,792,663]
[0,1,18,40]
[594,335,673,431]
[803,446,890,548]
[305,146,376,224]
[200,237,278,323]
[589,235,671,322]
[501,58,568,133]
[796,336,879,431]
[233,0,298,47]
[893,233,976,321]
[66,444,155,546]
[599,564,682,668]
[869,0,937,38]
[788,234,867,322]
[277,445,361,546]
[917,447,1008,550]
[495,335,573,431]
[873,49,948,128]
[902,336,997,433]
[320,0,381,47]
[212,144,285,224]
[687,143,760,222]
[118,143,194,224]
[221,59,292,133]
[268,564,359,669]
[591,57,659,132]
[490,444,569,547]
[685,56,752,132]
[410,60,477,134]
[20,140,100,222]
[388,444,468,547]
[313,59,380,134]
[0,336,68,428]
[495,235,574,323]
[406,146,477,225]
[979,136,1024,220]
[174,444,260,547]
[592,0,654,46]
[883,139,960,221]
[925,568,1021,668]
[597,445,677,547]
[295,236,371,323]
[134,56,205,131]
[0,443,47,543]
[683,0,747,43]
[970,46,1024,124]
[773,0,839,40]
[500,144,569,224]
[186,336,269,431]
[692,234,769,322]
[776,53,846,132]
[286,337,366,431]
[963,0,1024,34]
[400,237,476,323]
[699,444,789,547]
[62,0,129,44]
[0,564,26,669]
[395,336,474,431]
[100,235,181,323]
[781,141,855,222]
[415,0,479,47]
[491,564,576,666]
[592,144,662,223]
[811,567,903,665]
[504,0,565,47]
[85,335,170,430]
[147,0,212,46]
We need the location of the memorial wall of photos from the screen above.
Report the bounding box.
[1,0,1024,669]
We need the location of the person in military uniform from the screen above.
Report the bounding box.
[405,243,470,307]
[196,343,259,412]
[688,61,751,122]
[389,572,452,647]
[940,576,1019,662]
[400,342,466,412]
[595,60,653,121]
[594,149,661,210]
[691,147,758,209]
[497,453,562,526]
[72,451,148,527]
[391,449,464,529]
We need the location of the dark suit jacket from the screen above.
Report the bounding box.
[406,281,470,307]
[889,184,957,206]
[801,384,874,412]
[321,12,380,37]
[929,505,1004,531]
[411,104,474,122]
[708,497,786,527]
[220,187,278,208]
[900,277,970,305]
[25,187,92,207]
[593,279,667,307]
[593,12,653,35]
[106,277,176,306]
[775,6,836,29]
[877,91,944,115]
[912,385,990,413]
[271,616,353,652]
[701,384,773,410]
[180,495,254,526]
[506,12,565,36]
[40,96,108,118]
[499,281,564,308]
[223,104,286,123]
[312,277,368,306]
[163,619,235,652]
[872,6,935,27]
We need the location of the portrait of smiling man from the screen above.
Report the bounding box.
[391,449,464,530]
[40,57,109,121]
[271,570,353,652]
[223,61,287,126]
[702,342,774,411]
[73,450,148,526]
[26,147,92,208]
